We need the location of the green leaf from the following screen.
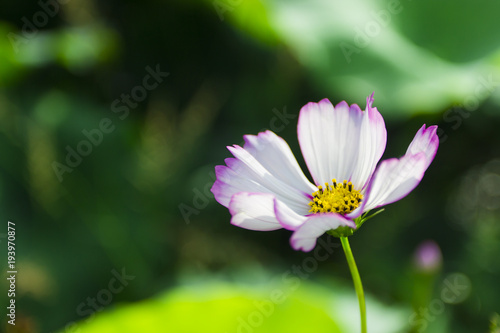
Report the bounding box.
[60,280,409,333]
[218,0,500,116]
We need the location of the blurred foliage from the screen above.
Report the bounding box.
[0,0,499,332]
[59,280,408,333]
[209,0,500,115]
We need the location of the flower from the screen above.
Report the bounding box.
[211,94,439,252]
[413,240,442,273]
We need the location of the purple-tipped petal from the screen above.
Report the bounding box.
[361,124,439,212]
[274,198,308,231]
[290,213,356,252]
[349,94,387,190]
[210,133,313,216]
[228,192,282,231]
[406,125,439,169]
[366,92,375,106]
[361,153,428,212]
[297,99,364,186]
[243,131,316,195]
[211,163,267,207]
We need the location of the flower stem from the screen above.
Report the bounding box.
[340,236,367,333]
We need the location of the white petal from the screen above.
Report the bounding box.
[362,153,427,212]
[211,131,313,216]
[349,94,387,190]
[290,214,356,252]
[297,99,363,186]
[243,131,317,195]
[212,164,267,207]
[229,192,281,231]
[274,198,308,231]
[362,124,439,212]
[406,125,439,169]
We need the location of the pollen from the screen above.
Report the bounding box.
[308,179,363,215]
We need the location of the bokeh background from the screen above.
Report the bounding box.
[1,0,500,332]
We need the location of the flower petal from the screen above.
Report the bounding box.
[211,164,265,207]
[274,198,308,231]
[290,213,356,252]
[243,131,317,195]
[349,93,387,190]
[211,131,313,216]
[361,153,428,212]
[361,124,439,211]
[405,125,439,169]
[228,192,281,231]
[297,99,364,186]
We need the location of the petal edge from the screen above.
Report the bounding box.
[290,214,356,252]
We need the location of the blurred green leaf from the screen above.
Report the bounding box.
[220,0,500,116]
[61,281,409,333]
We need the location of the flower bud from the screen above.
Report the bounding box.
[413,240,442,273]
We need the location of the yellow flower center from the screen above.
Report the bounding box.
[308,179,363,215]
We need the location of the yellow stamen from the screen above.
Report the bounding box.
[308,179,363,215]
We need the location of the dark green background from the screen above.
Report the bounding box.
[1,0,500,332]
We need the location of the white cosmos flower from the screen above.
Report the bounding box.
[211,94,439,252]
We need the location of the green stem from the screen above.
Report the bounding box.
[340,236,367,333]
